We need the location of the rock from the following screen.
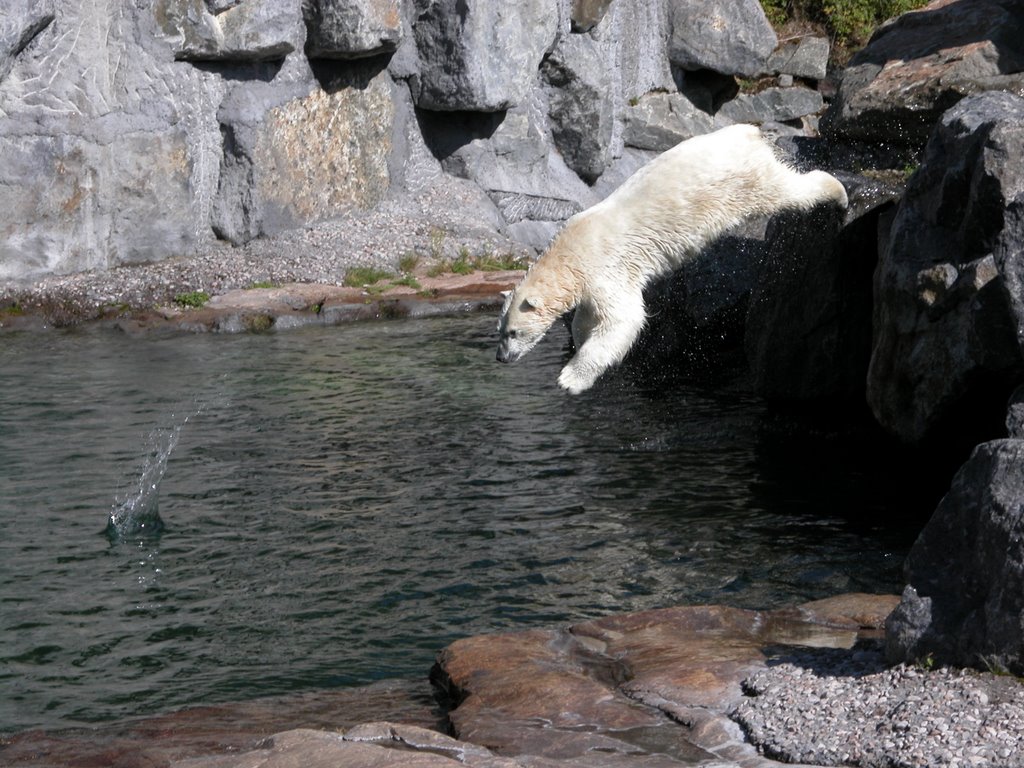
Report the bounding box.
[0,0,54,83]
[866,91,1024,444]
[715,85,824,126]
[667,0,777,78]
[409,0,558,112]
[886,439,1024,674]
[211,58,394,245]
[0,3,222,280]
[155,0,306,62]
[766,35,829,81]
[303,0,402,59]
[821,0,1024,147]
[420,90,595,231]
[1007,385,1024,438]
[623,91,713,151]
[571,0,614,33]
[745,173,901,403]
[542,34,616,183]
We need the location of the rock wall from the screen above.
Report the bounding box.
[0,0,834,281]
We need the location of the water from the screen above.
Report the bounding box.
[0,315,927,735]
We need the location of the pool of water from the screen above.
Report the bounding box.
[0,315,926,735]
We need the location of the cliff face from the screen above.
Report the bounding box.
[0,0,834,282]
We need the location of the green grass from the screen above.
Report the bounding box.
[390,275,422,290]
[247,280,278,290]
[343,267,394,288]
[174,290,210,308]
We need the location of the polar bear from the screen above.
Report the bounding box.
[496,124,848,394]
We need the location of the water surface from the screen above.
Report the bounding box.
[0,315,923,734]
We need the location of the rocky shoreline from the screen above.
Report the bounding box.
[3,593,1022,768]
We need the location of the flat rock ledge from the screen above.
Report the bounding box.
[6,594,1023,768]
[0,271,523,335]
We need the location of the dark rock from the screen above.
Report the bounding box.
[745,174,900,403]
[1007,385,1024,438]
[887,439,1024,674]
[821,0,1024,148]
[409,0,557,112]
[667,0,777,78]
[303,0,402,59]
[867,91,1024,444]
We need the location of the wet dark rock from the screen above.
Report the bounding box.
[887,439,1024,674]
[866,91,1024,444]
[745,174,901,403]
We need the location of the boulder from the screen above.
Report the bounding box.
[0,0,54,83]
[715,85,823,126]
[212,58,394,244]
[409,0,558,112]
[886,439,1024,674]
[866,91,1024,444]
[766,35,829,81]
[821,0,1024,148]
[303,0,402,59]
[155,0,306,62]
[623,91,713,151]
[667,0,777,78]
[746,174,900,403]
[542,34,616,183]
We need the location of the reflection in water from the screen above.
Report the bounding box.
[0,316,927,734]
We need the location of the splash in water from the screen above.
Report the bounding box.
[107,409,201,540]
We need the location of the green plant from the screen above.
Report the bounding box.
[428,227,447,260]
[174,290,210,308]
[343,267,393,288]
[398,252,420,273]
[248,280,278,290]
[758,0,929,63]
[475,251,529,272]
[450,247,474,275]
[0,301,25,316]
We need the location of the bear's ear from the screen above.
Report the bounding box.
[500,290,512,299]
[521,296,543,311]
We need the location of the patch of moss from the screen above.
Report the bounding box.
[343,267,394,288]
[245,314,274,333]
[247,280,278,290]
[174,290,210,308]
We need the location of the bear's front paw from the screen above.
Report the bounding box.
[558,364,597,395]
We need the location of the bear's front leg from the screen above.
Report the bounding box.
[557,294,646,394]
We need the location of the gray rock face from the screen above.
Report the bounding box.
[821,0,1024,147]
[542,34,616,183]
[410,0,558,112]
[303,0,402,59]
[0,0,54,83]
[866,91,1024,443]
[570,0,613,32]
[887,439,1024,675]
[667,0,777,77]
[156,0,306,62]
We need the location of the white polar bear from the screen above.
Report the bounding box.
[495,124,848,394]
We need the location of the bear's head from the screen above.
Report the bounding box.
[496,288,554,363]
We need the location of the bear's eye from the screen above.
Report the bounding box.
[507,329,518,339]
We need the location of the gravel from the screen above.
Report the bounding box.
[733,642,1024,768]
[0,175,531,325]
